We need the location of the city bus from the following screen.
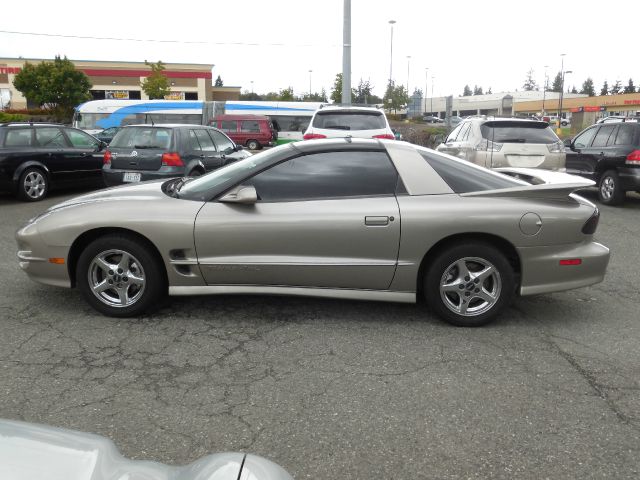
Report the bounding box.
[73,100,323,144]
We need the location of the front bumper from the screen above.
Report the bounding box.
[518,241,610,296]
[16,222,71,288]
[618,167,640,191]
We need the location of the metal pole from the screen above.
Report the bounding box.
[431,76,435,117]
[425,68,428,114]
[557,54,565,134]
[308,70,312,97]
[406,56,411,94]
[342,0,351,105]
[250,81,254,94]
[388,20,396,85]
[541,65,548,116]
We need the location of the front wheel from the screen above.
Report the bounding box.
[17,167,49,201]
[598,170,625,206]
[76,234,166,317]
[246,139,261,150]
[425,242,515,327]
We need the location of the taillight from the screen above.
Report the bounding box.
[475,139,503,152]
[303,133,327,140]
[161,152,183,167]
[560,259,582,266]
[547,140,565,153]
[581,207,600,234]
[626,150,640,165]
[103,150,111,165]
[373,133,396,140]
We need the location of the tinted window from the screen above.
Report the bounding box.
[480,121,558,144]
[188,130,201,151]
[109,127,172,149]
[573,126,598,149]
[245,151,398,202]
[209,129,235,153]
[220,121,237,132]
[35,127,67,147]
[312,111,386,130]
[592,125,616,148]
[271,115,309,132]
[419,150,522,193]
[194,129,216,151]
[4,129,32,147]
[615,124,635,146]
[65,128,98,148]
[240,120,260,132]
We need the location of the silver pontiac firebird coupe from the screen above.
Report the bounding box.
[16,138,610,327]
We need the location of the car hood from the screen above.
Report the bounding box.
[0,419,292,480]
[46,180,170,213]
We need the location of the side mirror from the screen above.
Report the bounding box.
[563,138,572,147]
[235,145,244,151]
[219,185,257,204]
[96,141,107,151]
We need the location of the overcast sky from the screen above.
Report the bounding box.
[1,0,638,98]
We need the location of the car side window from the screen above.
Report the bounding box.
[3,129,32,147]
[592,125,616,148]
[243,151,398,202]
[194,129,217,151]
[240,120,260,133]
[35,127,68,147]
[445,123,464,143]
[188,130,202,151]
[65,128,99,148]
[220,121,236,132]
[614,124,635,145]
[209,130,235,153]
[573,126,598,149]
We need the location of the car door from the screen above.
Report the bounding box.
[576,125,617,180]
[193,150,401,290]
[565,125,599,179]
[33,127,72,184]
[437,122,465,156]
[208,129,239,165]
[193,129,224,171]
[62,128,104,184]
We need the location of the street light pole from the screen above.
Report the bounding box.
[557,53,566,134]
[431,75,435,117]
[388,20,396,85]
[342,0,351,105]
[541,65,548,117]
[406,55,411,94]
[425,67,429,114]
[250,80,254,94]
[308,70,313,97]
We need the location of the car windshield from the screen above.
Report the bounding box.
[178,143,292,200]
[312,111,386,130]
[480,121,559,144]
[109,127,172,149]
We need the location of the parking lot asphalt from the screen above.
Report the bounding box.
[1,188,639,479]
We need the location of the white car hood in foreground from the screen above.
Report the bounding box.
[0,419,292,480]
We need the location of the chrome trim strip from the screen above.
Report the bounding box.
[198,262,397,267]
[169,285,416,303]
[170,259,199,265]
[17,251,46,262]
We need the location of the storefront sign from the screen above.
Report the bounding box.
[164,92,185,100]
[624,99,640,105]
[105,90,129,99]
[0,67,22,75]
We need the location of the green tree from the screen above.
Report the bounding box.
[13,56,91,120]
[214,75,224,87]
[551,72,563,92]
[278,87,295,101]
[610,80,622,95]
[623,78,636,94]
[487,87,492,94]
[473,85,484,95]
[330,73,343,103]
[462,85,472,96]
[140,61,170,100]
[600,80,609,96]
[523,68,538,91]
[570,86,578,94]
[383,80,409,113]
[580,78,596,96]
[239,91,262,100]
[353,79,374,104]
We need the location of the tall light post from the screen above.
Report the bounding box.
[431,75,435,117]
[556,54,566,133]
[425,67,429,114]
[388,20,396,85]
[541,65,548,116]
[342,0,351,104]
[250,80,254,94]
[406,55,411,94]
[308,69,313,97]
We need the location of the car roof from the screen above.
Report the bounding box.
[123,124,217,129]
[316,105,384,114]
[0,122,65,128]
[291,137,385,153]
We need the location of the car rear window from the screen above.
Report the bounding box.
[3,128,32,147]
[480,121,559,144]
[419,149,523,193]
[312,111,386,130]
[109,127,172,149]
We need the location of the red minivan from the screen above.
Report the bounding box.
[211,114,277,150]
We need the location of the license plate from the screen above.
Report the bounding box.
[123,172,141,183]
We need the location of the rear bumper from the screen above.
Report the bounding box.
[472,151,565,170]
[618,167,640,191]
[518,241,610,296]
[102,166,184,187]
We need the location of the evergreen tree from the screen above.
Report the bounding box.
[570,86,578,94]
[600,80,609,96]
[473,85,483,95]
[523,68,538,91]
[214,75,223,87]
[610,80,622,95]
[623,78,636,94]
[580,78,596,97]
[551,72,563,92]
[462,85,472,96]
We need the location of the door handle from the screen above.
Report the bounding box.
[365,216,390,226]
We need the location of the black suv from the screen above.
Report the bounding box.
[565,122,640,205]
[102,124,250,187]
[0,123,106,201]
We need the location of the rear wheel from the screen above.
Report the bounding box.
[425,242,515,327]
[17,167,48,202]
[246,139,261,150]
[598,170,625,206]
[76,234,166,317]
[188,169,203,177]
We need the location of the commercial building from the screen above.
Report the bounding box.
[0,58,241,109]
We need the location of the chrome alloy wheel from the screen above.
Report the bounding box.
[439,257,502,317]
[87,249,146,308]
[23,171,46,199]
[600,176,615,201]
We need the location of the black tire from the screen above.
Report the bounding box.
[246,139,261,150]
[76,234,166,317]
[598,170,625,206]
[188,169,203,177]
[17,167,49,202]
[424,242,515,327]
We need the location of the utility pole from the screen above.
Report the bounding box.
[342,0,351,105]
[541,65,548,116]
[388,20,396,85]
[425,67,429,114]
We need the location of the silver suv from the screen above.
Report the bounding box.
[436,117,565,170]
[303,105,395,140]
